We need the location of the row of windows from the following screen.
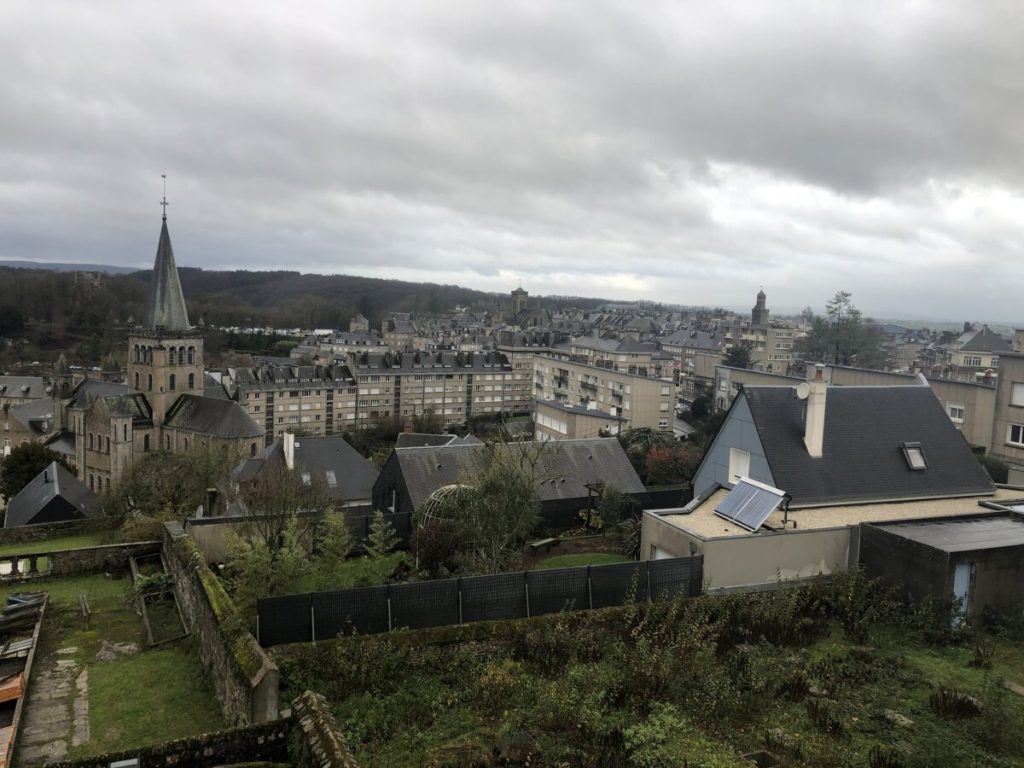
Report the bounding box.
[132,372,195,391]
[133,344,196,365]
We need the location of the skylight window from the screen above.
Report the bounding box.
[901,442,927,471]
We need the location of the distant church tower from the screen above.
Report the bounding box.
[751,289,770,325]
[126,196,204,429]
[511,286,528,315]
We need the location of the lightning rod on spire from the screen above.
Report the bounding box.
[160,173,169,220]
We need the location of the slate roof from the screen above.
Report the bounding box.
[395,433,460,448]
[5,461,99,527]
[741,386,994,507]
[44,431,76,457]
[144,217,192,331]
[957,325,1012,354]
[0,376,47,399]
[392,438,645,511]
[68,380,134,410]
[8,399,55,435]
[164,394,263,438]
[292,436,378,502]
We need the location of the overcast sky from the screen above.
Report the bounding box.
[2,1,1023,321]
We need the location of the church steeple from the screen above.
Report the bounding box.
[144,185,191,332]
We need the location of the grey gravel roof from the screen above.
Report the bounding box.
[742,386,994,507]
[392,438,644,511]
[164,394,264,438]
[5,461,99,528]
[872,514,1024,552]
[144,217,192,332]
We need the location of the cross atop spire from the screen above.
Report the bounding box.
[160,173,169,221]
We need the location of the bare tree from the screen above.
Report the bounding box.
[238,459,330,552]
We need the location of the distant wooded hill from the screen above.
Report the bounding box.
[0,265,607,332]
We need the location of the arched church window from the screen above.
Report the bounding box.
[169,347,176,365]
[188,373,195,389]
[169,374,176,391]
[144,434,150,452]
[148,374,153,391]
[187,346,195,365]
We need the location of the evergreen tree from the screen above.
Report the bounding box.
[365,509,399,559]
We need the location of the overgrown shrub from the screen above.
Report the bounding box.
[805,698,844,736]
[868,745,906,768]
[928,686,982,719]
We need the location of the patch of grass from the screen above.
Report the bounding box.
[75,644,225,757]
[0,532,108,556]
[535,552,630,570]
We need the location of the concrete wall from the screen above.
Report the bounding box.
[859,524,950,605]
[928,378,995,451]
[691,394,773,497]
[641,510,850,590]
[991,354,1024,464]
[963,545,1024,617]
[163,522,279,725]
[0,541,159,582]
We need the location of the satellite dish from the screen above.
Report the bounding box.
[795,382,810,400]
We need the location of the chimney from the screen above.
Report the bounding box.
[43,470,49,484]
[403,420,414,434]
[804,365,827,458]
[283,431,295,470]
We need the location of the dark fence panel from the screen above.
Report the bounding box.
[461,572,527,623]
[312,585,388,638]
[526,567,590,616]
[390,580,460,630]
[589,561,647,608]
[257,555,703,647]
[257,594,310,647]
[649,556,704,599]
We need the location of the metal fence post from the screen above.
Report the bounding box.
[310,603,316,645]
[256,612,260,645]
[587,566,593,610]
[646,561,652,603]
[386,584,393,631]
[524,572,530,619]
[457,578,463,625]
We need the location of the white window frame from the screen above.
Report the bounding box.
[947,403,965,423]
[1011,383,1024,407]
[1008,423,1024,447]
[728,448,750,484]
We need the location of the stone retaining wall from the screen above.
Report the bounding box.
[292,691,361,768]
[0,516,121,546]
[0,541,160,582]
[42,718,292,768]
[163,521,279,725]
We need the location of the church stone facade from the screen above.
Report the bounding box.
[54,211,264,494]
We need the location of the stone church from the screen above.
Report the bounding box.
[46,211,264,494]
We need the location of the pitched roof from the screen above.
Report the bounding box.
[958,325,1012,354]
[164,394,263,438]
[144,217,191,331]
[391,438,645,511]
[292,436,378,502]
[0,376,47,399]
[741,386,994,507]
[8,399,55,435]
[395,432,459,448]
[5,461,99,527]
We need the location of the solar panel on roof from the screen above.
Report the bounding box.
[715,477,786,532]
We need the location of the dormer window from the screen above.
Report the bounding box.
[902,442,927,471]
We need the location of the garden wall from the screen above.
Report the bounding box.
[163,521,279,725]
[0,541,159,582]
[43,718,292,768]
[0,515,121,546]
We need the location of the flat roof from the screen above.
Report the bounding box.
[650,487,1024,540]
[872,514,1024,552]
[536,399,627,421]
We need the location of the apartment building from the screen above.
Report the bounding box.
[227,363,359,440]
[990,352,1024,466]
[660,329,725,401]
[532,352,674,432]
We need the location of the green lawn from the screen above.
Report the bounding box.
[0,532,108,557]
[0,572,224,760]
[84,646,224,755]
[535,552,630,570]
